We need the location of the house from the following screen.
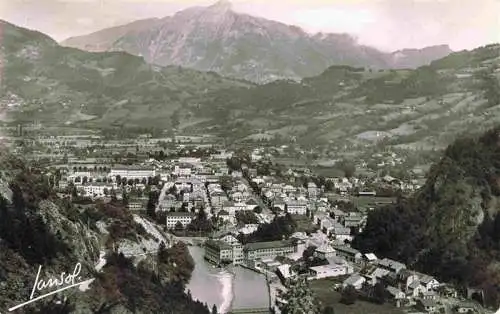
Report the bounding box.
[407,281,426,298]
[363,253,378,264]
[332,245,362,263]
[419,274,440,291]
[165,212,195,229]
[309,262,352,279]
[331,226,352,242]
[343,274,366,289]
[417,299,438,313]
[454,302,476,313]
[314,244,336,259]
[82,182,114,199]
[377,258,406,275]
[285,199,308,215]
[307,182,319,199]
[127,197,148,211]
[387,286,405,301]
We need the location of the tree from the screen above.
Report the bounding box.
[322,306,335,314]
[373,282,386,304]
[340,285,358,305]
[219,176,232,192]
[278,277,320,314]
[122,191,129,205]
[338,160,356,178]
[147,191,158,218]
[211,304,218,314]
[175,221,184,232]
[171,110,180,129]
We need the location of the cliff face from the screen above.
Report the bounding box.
[0,157,208,313]
[353,127,500,307]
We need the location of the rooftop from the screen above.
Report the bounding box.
[166,212,195,217]
[245,240,295,251]
[205,239,232,251]
[332,245,361,256]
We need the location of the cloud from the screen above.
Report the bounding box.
[292,8,377,34]
[76,17,94,26]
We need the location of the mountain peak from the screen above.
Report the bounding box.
[208,0,233,12]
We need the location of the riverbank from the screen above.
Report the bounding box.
[186,247,269,314]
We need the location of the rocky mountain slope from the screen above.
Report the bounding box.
[187,44,500,157]
[2,20,499,162]
[352,127,500,308]
[0,19,251,128]
[60,0,452,83]
[0,151,210,313]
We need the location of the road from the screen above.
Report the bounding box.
[241,176,272,215]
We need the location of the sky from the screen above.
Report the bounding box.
[0,0,499,52]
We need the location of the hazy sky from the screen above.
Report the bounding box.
[0,0,499,52]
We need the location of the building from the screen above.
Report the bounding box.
[417,299,438,313]
[377,258,406,275]
[204,239,244,265]
[244,240,297,261]
[285,200,308,215]
[109,166,155,180]
[309,263,352,279]
[127,197,148,211]
[307,182,319,199]
[332,245,362,263]
[315,244,336,259]
[343,274,366,289]
[82,183,114,198]
[165,212,195,229]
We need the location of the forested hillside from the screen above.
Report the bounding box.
[353,126,500,307]
[0,152,210,313]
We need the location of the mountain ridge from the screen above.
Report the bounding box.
[60,1,453,82]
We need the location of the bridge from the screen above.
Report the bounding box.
[228,308,271,314]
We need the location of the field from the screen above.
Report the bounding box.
[310,278,405,314]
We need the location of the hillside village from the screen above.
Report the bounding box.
[2,128,491,314]
[0,8,499,314]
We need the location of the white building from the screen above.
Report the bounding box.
[82,183,115,198]
[165,212,195,228]
[309,262,353,279]
[285,200,308,215]
[109,167,155,180]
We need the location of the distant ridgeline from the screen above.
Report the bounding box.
[353,126,500,307]
[0,155,211,313]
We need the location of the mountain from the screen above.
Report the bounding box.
[390,45,453,69]
[60,0,452,83]
[61,18,161,52]
[352,126,500,308]
[0,19,251,128]
[186,44,500,156]
[2,20,500,165]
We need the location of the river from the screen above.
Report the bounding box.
[186,246,269,313]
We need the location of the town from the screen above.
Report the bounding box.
[2,128,490,314]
